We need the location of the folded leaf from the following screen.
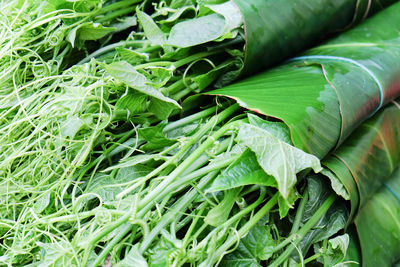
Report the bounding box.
[236,123,322,199]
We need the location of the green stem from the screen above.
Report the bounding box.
[201,193,279,267]
[195,187,267,249]
[269,194,336,267]
[290,189,309,235]
[295,253,322,267]
[77,41,155,64]
[72,129,135,197]
[117,104,239,199]
[96,7,134,23]
[173,50,223,69]
[95,0,142,16]
[139,171,217,252]
[163,105,219,132]
[182,203,208,248]
[283,190,309,267]
[88,222,132,267]
[86,105,239,259]
[138,116,242,209]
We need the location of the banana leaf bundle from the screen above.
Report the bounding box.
[212,2,400,159]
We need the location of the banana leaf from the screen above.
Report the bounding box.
[210,2,400,159]
[321,102,400,265]
[323,103,400,220]
[235,0,395,76]
[354,166,400,266]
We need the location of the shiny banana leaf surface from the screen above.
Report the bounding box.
[234,0,395,76]
[355,166,400,267]
[210,2,400,158]
[323,103,400,220]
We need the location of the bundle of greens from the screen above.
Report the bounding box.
[0,0,399,266]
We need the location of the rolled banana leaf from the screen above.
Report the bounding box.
[354,166,400,266]
[210,2,400,159]
[323,101,400,220]
[321,102,400,265]
[235,0,395,76]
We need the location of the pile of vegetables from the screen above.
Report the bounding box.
[1,0,400,266]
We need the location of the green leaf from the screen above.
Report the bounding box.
[298,176,348,256]
[233,0,392,76]
[137,10,166,45]
[314,234,349,266]
[111,16,137,32]
[206,1,243,39]
[210,3,400,159]
[220,225,275,266]
[104,61,181,109]
[87,165,152,202]
[355,167,400,267]
[138,123,176,151]
[204,187,241,227]
[67,22,115,47]
[247,113,291,144]
[115,245,148,267]
[277,189,299,218]
[33,192,51,214]
[115,91,148,115]
[208,149,276,192]
[324,104,400,209]
[36,241,75,267]
[321,169,350,201]
[103,154,167,172]
[236,123,322,199]
[167,13,225,47]
[116,47,149,65]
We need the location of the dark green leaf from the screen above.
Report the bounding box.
[324,104,400,208]
[211,3,400,159]
[138,123,176,151]
[208,149,276,192]
[234,0,393,76]
[355,167,400,267]
[298,176,348,256]
[204,187,241,227]
[220,225,275,266]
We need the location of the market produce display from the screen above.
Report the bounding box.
[1,0,400,266]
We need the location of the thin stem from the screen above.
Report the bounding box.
[295,253,322,267]
[139,171,217,252]
[269,194,336,267]
[201,193,279,266]
[290,189,309,235]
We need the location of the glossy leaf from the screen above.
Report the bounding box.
[355,167,400,267]
[324,104,400,211]
[207,149,276,192]
[211,3,400,158]
[233,0,394,76]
